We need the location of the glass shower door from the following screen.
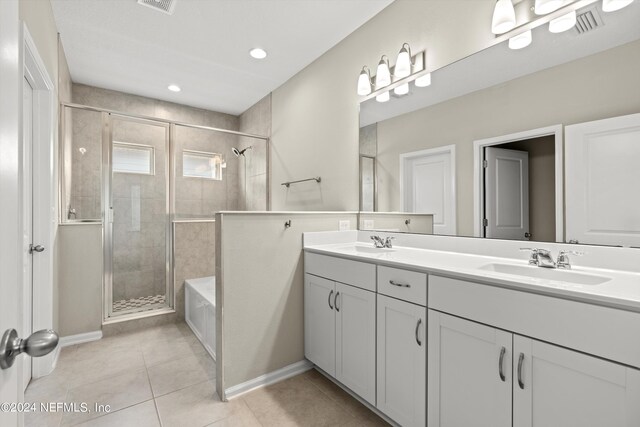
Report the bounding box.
[105,115,172,318]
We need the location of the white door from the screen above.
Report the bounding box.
[1,0,24,421]
[304,274,336,376]
[22,77,34,390]
[565,113,640,247]
[335,282,375,405]
[484,147,529,240]
[513,335,640,427]
[376,295,426,427]
[402,146,456,235]
[428,311,512,427]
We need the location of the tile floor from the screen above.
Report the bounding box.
[25,322,389,427]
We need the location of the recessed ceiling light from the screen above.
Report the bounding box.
[249,48,267,59]
[167,84,181,92]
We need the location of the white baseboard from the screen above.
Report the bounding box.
[59,330,103,347]
[224,360,313,400]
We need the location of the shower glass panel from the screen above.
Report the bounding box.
[106,116,171,317]
[60,106,103,221]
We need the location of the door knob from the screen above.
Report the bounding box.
[29,244,45,253]
[0,329,59,369]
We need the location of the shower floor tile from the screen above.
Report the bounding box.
[113,294,166,313]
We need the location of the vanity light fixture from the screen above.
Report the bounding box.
[491,0,517,34]
[375,55,392,89]
[534,0,564,14]
[394,43,413,95]
[357,44,426,99]
[249,48,267,59]
[508,30,533,49]
[549,10,577,32]
[167,84,181,92]
[357,66,373,96]
[414,72,432,87]
[602,0,634,11]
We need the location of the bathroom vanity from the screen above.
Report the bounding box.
[303,231,640,427]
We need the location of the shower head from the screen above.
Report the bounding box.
[232,146,252,157]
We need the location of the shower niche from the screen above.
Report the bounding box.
[60,104,268,321]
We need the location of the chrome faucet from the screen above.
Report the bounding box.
[556,250,584,269]
[67,207,77,220]
[371,235,395,249]
[520,248,556,268]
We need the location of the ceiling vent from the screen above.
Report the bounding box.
[137,0,176,15]
[575,7,604,34]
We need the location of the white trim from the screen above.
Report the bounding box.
[22,24,57,379]
[224,360,313,400]
[399,144,457,235]
[59,330,103,347]
[473,125,563,242]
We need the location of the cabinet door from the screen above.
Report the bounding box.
[513,335,640,427]
[335,282,376,405]
[428,310,512,427]
[304,274,336,376]
[377,294,426,427]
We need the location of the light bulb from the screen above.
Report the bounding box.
[394,83,409,96]
[492,0,517,34]
[249,48,267,59]
[376,56,391,89]
[508,30,532,49]
[395,44,412,78]
[414,73,432,87]
[602,0,634,11]
[376,91,390,103]
[534,0,563,14]
[357,67,372,96]
[549,10,576,33]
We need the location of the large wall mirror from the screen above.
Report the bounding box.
[359,1,640,247]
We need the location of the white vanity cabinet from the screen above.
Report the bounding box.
[428,275,640,427]
[377,294,426,427]
[304,253,377,405]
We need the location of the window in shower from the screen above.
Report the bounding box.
[113,142,155,175]
[182,150,224,180]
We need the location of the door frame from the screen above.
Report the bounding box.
[473,125,563,242]
[400,144,456,235]
[22,25,57,377]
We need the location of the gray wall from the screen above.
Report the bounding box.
[376,39,640,237]
[270,0,497,211]
[215,212,358,396]
[58,224,103,336]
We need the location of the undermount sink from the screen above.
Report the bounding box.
[479,263,611,285]
[352,245,395,254]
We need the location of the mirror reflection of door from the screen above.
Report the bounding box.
[401,145,456,235]
[484,147,529,240]
[482,136,556,242]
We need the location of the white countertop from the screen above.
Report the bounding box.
[304,241,640,312]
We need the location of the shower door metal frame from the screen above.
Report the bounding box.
[103,113,174,322]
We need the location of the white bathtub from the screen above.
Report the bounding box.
[185,276,215,360]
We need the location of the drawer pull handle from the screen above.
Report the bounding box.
[415,318,422,346]
[328,290,334,310]
[335,292,340,312]
[498,346,506,382]
[389,280,410,288]
[517,353,525,389]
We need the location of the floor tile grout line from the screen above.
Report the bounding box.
[151,377,211,399]
[238,396,266,427]
[144,364,164,427]
[303,372,364,421]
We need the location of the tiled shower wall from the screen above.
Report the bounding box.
[173,221,215,318]
[238,94,271,211]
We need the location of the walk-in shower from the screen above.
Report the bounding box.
[59,103,269,321]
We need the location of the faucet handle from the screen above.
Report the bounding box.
[370,235,384,248]
[557,250,584,269]
[384,236,395,248]
[520,248,540,265]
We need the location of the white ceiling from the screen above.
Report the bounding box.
[360,1,640,127]
[51,0,393,115]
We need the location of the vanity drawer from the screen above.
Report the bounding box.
[305,252,376,292]
[377,266,427,306]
